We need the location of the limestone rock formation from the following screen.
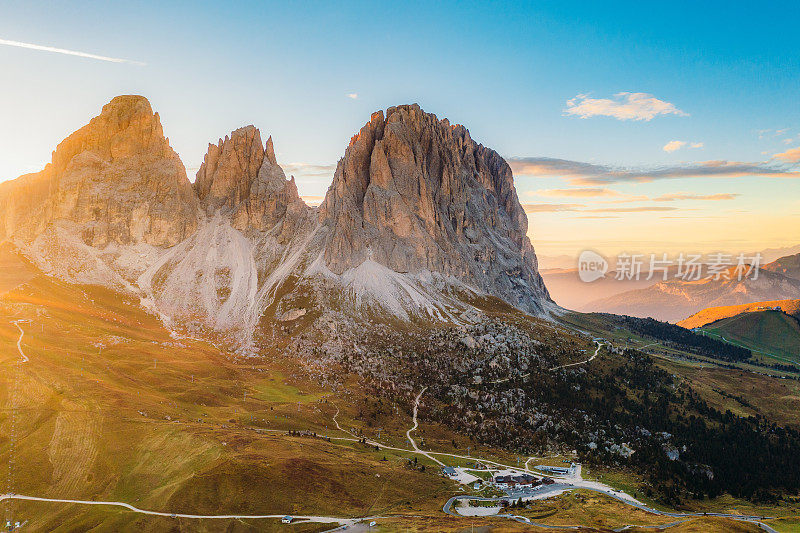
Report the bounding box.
[0,170,51,241]
[195,125,265,212]
[1,95,198,248]
[194,126,307,234]
[319,104,550,314]
[0,96,554,344]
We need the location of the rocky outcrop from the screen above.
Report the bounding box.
[194,126,308,234]
[195,126,265,212]
[319,104,550,314]
[2,95,198,248]
[49,95,198,247]
[0,170,51,241]
[1,96,553,342]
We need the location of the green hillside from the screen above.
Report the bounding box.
[701,310,800,364]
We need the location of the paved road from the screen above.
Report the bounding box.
[0,494,375,526]
[442,488,779,532]
[12,320,29,363]
[2,343,778,532]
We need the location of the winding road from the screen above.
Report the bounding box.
[0,494,375,526]
[12,320,29,363]
[0,334,781,531]
[550,340,605,371]
[442,488,779,532]
[405,388,444,466]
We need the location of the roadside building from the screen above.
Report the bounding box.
[442,466,457,478]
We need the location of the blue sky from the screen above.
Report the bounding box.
[2,1,799,257]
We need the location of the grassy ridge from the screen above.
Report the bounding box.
[679,299,800,329]
[701,311,800,363]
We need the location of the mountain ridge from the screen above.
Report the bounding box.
[0,95,553,348]
[586,257,800,323]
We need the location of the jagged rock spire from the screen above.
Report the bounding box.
[194,126,305,232]
[320,103,550,314]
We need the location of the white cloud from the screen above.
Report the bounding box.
[663,140,687,153]
[774,146,800,163]
[0,37,145,65]
[653,192,739,201]
[663,140,704,152]
[564,92,687,121]
[347,93,358,100]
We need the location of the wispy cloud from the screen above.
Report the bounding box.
[522,203,585,213]
[585,206,679,213]
[347,93,359,100]
[663,140,703,152]
[0,38,145,65]
[526,187,621,198]
[522,203,679,214]
[525,187,736,205]
[283,162,337,178]
[300,195,324,207]
[762,128,789,138]
[653,192,739,201]
[509,157,800,185]
[564,92,687,121]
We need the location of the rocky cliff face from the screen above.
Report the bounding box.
[1,96,553,346]
[1,95,198,248]
[0,170,51,241]
[46,95,199,247]
[319,104,550,314]
[194,126,307,234]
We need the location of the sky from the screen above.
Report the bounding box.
[1,1,799,260]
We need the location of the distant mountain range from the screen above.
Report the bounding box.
[544,251,800,315]
[584,257,800,323]
[764,253,800,281]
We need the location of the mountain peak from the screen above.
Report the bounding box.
[320,103,550,315]
[195,125,265,212]
[51,94,173,175]
[2,96,552,337]
[103,94,154,115]
[194,125,305,232]
[3,94,198,248]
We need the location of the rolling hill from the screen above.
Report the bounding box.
[678,299,800,329]
[698,310,800,364]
